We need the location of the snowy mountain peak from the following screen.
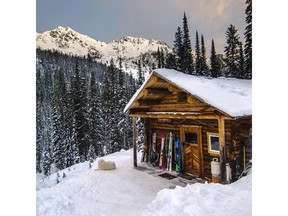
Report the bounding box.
[36,26,172,76]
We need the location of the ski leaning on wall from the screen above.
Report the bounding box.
[159,134,165,169]
[151,132,158,166]
[175,138,182,173]
[167,132,173,172]
[148,130,152,164]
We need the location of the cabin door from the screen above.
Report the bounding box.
[181,126,203,177]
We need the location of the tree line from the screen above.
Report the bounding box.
[36,49,137,175]
[153,0,252,79]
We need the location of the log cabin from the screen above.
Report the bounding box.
[124,69,252,183]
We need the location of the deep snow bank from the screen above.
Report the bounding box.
[143,173,252,216]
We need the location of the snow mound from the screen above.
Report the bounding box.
[143,174,252,216]
[37,149,252,216]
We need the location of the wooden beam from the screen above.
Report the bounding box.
[218,115,226,183]
[151,76,167,84]
[132,116,137,167]
[143,88,171,97]
[187,95,201,104]
[134,99,160,107]
[129,112,233,120]
[168,84,180,92]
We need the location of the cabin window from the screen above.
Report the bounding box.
[178,92,187,102]
[185,132,198,144]
[207,133,219,155]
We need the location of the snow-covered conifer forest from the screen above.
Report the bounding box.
[36,49,141,175]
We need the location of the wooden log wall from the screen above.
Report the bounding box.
[228,117,252,176]
[143,117,252,183]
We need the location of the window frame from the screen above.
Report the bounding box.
[207,132,220,155]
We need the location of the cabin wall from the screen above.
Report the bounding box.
[144,118,231,181]
[227,117,252,179]
[143,117,252,182]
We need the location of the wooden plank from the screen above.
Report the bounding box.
[187,95,201,104]
[168,84,181,92]
[143,88,171,97]
[132,116,137,167]
[218,116,226,182]
[134,99,160,107]
[129,112,233,120]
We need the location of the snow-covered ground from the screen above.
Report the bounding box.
[36,149,251,216]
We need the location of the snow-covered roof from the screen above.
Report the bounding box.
[124,68,252,118]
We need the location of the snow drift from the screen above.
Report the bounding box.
[36,149,251,216]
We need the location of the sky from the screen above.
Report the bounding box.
[36,0,247,54]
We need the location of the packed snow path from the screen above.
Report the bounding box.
[36,149,251,216]
[37,149,176,216]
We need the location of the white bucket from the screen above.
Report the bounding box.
[211,158,221,177]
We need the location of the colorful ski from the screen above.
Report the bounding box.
[148,130,152,164]
[167,132,173,172]
[159,134,165,169]
[151,133,158,166]
[175,138,182,173]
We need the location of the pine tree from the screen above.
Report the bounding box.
[137,59,144,88]
[200,34,209,76]
[51,102,65,170]
[182,12,194,74]
[36,68,43,173]
[224,24,241,77]
[210,39,221,78]
[87,144,96,162]
[244,0,252,79]
[71,63,89,161]
[42,145,52,176]
[88,73,102,157]
[173,27,183,71]
[157,47,162,68]
[165,53,177,69]
[195,31,201,75]
[115,57,128,151]
[238,42,245,79]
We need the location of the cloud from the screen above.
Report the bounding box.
[170,0,246,53]
[172,0,245,29]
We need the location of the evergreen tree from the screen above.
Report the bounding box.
[238,42,245,79]
[165,53,177,69]
[36,49,136,172]
[42,145,52,176]
[71,63,89,161]
[157,47,162,68]
[224,24,241,77]
[36,68,43,173]
[244,0,252,79]
[210,39,221,78]
[173,27,183,71]
[88,74,102,157]
[51,102,65,170]
[101,59,120,154]
[137,59,144,88]
[200,34,209,76]
[195,31,201,75]
[87,144,96,162]
[64,127,78,167]
[116,57,128,150]
[182,12,194,74]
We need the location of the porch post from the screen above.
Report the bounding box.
[132,116,137,167]
[218,116,226,182]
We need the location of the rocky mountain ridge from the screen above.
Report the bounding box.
[36,26,172,76]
